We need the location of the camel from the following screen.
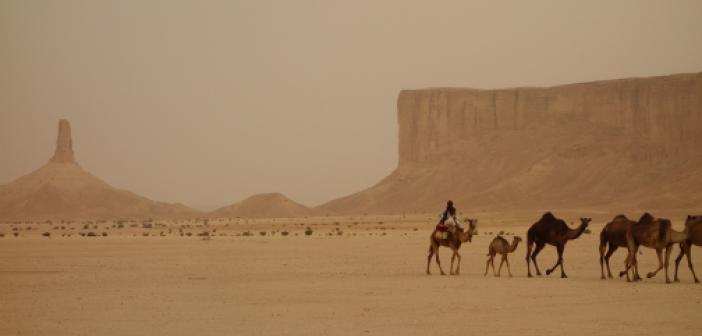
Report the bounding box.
[526,213,591,278]
[485,235,522,277]
[426,219,477,275]
[673,215,702,283]
[599,215,638,280]
[619,213,688,283]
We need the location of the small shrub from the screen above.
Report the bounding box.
[185,232,193,236]
[259,231,266,236]
[281,231,289,236]
[584,228,592,234]
[42,232,51,237]
[102,232,108,237]
[87,232,97,237]
[304,227,313,236]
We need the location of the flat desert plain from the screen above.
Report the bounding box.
[1,212,701,336]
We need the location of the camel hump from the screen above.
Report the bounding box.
[541,212,555,220]
[614,214,628,220]
[658,219,671,243]
[638,212,654,224]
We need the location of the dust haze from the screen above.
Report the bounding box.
[2,0,702,209]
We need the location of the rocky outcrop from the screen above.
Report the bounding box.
[49,119,76,164]
[210,193,313,219]
[0,120,200,220]
[319,72,702,215]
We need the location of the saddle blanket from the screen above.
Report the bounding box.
[434,231,449,240]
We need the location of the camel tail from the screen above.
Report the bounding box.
[599,227,607,246]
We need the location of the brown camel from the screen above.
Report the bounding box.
[673,215,702,283]
[426,219,477,275]
[619,213,688,283]
[599,215,638,280]
[526,213,591,278]
[485,236,522,277]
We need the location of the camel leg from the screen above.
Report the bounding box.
[426,244,435,275]
[674,243,685,282]
[620,244,639,282]
[505,255,513,277]
[526,241,534,277]
[491,255,497,276]
[599,240,607,279]
[449,249,456,275]
[531,243,546,276]
[685,244,699,283]
[646,248,664,279]
[435,248,446,275]
[558,244,567,278]
[664,244,673,284]
[628,253,641,281]
[497,255,506,277]
[484,256,492,276]
[454,251,462,275]
[604,244,618,279]
[546,243,566,278]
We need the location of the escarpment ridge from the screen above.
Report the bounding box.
[318,72,702,214]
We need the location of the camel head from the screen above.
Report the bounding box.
[513,236,523,243]
[579,217,592,228]
[686,215,702,227]
[464,218,477,242]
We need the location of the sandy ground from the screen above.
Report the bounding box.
[1,214,701,336]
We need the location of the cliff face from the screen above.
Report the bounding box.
[319,72,702,215]
[398,73,702,166]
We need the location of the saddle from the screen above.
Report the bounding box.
[435,223,451,240]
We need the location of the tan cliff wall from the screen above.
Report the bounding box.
[319,72,702,215]
[398,73,702,166]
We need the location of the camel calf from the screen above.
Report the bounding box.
[485,236,521,277]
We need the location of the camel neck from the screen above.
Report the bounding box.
[509,239,520,252]
[566,223,587,240]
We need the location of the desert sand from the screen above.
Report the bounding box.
[1,213,701,336]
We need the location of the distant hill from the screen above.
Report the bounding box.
[317,72,702,214]
[210,193,313,218]
[0,120,200,220]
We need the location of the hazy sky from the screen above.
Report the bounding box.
[2,0,701,210]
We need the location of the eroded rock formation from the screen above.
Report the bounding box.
[319,72,702,215]
[0,120,200,220]
[49,119,76,164]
